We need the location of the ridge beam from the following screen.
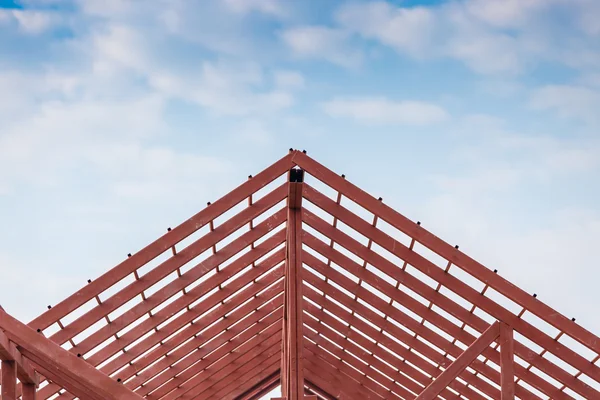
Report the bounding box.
[281,167,306,400]
[416,321,500,400]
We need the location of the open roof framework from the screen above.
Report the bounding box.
[1,149,600,400]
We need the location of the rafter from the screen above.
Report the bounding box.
[0,150,597,400]
[302,199,593,399]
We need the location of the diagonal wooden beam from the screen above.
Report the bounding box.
[29,152,295,333]
[240,370,280,400]
[416,321,500,400]
[301,194,591,399]
[302,279,490,400]
[195,345,281,399]
[37,247,286,400]
[0,308,142,400]
[0,329,37,385]
[158,322,283,400]
[293,151,600,357]
[281,167,305,400]
[303,348,382,400]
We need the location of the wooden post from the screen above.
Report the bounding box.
[280,167,305,400]
[500,322,515,400]
[22,383,37,400]
[1,360,17,400]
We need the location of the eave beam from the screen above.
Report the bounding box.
[0,308,142,400]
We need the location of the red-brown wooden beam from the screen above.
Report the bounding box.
[1,360,17,400]
[159,323,283,400]
[0,329,37,385]
[301,242,512,399]
[303,348,382,400]
[416,321,500,400]
[281,167,305,400]
[22,383,36,400]
[0,308,142,400]
[295,151,600,394]
[37,245,286,400]
[500,323,515,400]
[304,380,336,400]
[302,279,490,400]
[238,370,279,399]
[29,152,295,333]
[201,350,281,399]
[293,151,600,357]
[301,192,591,399]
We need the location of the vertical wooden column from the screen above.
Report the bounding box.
[281,167,305,400]
[22,383,37,400]
[500,322,515,400]
[1,360,17,400]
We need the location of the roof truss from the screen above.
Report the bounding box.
[0,150,598,399]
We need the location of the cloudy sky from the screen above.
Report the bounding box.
[1,0,599,396]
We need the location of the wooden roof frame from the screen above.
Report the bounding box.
[0,149,599,399]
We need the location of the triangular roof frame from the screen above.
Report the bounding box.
[1,149,599,399]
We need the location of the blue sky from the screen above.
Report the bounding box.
[1,0,599,396]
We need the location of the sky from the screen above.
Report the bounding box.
[0,0,599,397]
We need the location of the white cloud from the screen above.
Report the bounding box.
[321,97,449,125]
[335,0,600,75]
[463,0,549,28]
[530,85,600,124]
[0,9,58,34]
[222,0,285,17]
[280,26,363,68]
[149,61,294,116]
[336,2,436,58]
[274,70,305,89]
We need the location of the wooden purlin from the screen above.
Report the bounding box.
[302,215,560,399]
[238,370,280,400]
[302,262,504,399]
[26,158,291,400]
[29,152,295,333]
[1,150,598,400]
[300,182,599,399]
[294,151,600,379]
